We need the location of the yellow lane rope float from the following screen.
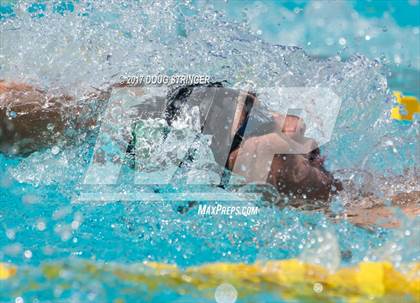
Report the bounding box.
[391,91,420,121]
[1,260,419,302]
[0,263,16,280]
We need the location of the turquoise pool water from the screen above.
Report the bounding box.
[0,1,419,302]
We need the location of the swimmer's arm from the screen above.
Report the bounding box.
[229,132,311,182]
[0,82,65,154]
[0,81,105,155]
[231,91,249,138]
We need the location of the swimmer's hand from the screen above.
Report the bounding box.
[272,113,306,141]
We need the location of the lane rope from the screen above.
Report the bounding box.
[1,259,419,301]
[391,91,419,121]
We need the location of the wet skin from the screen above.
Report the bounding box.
[0,81,418,228]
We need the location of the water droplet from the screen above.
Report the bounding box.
[36,220,46,231]
[71,220,81,230]
[51,146,60,155]
[47,123,55,131]
[313,282,323,293]
[24,250,32,259]
[6,229,15,240]
[7,111,17,119]
[385,140,394,146]
[215,283,237,303]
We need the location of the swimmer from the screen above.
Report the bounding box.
[0,80,417,228]
[0,80,338,200]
